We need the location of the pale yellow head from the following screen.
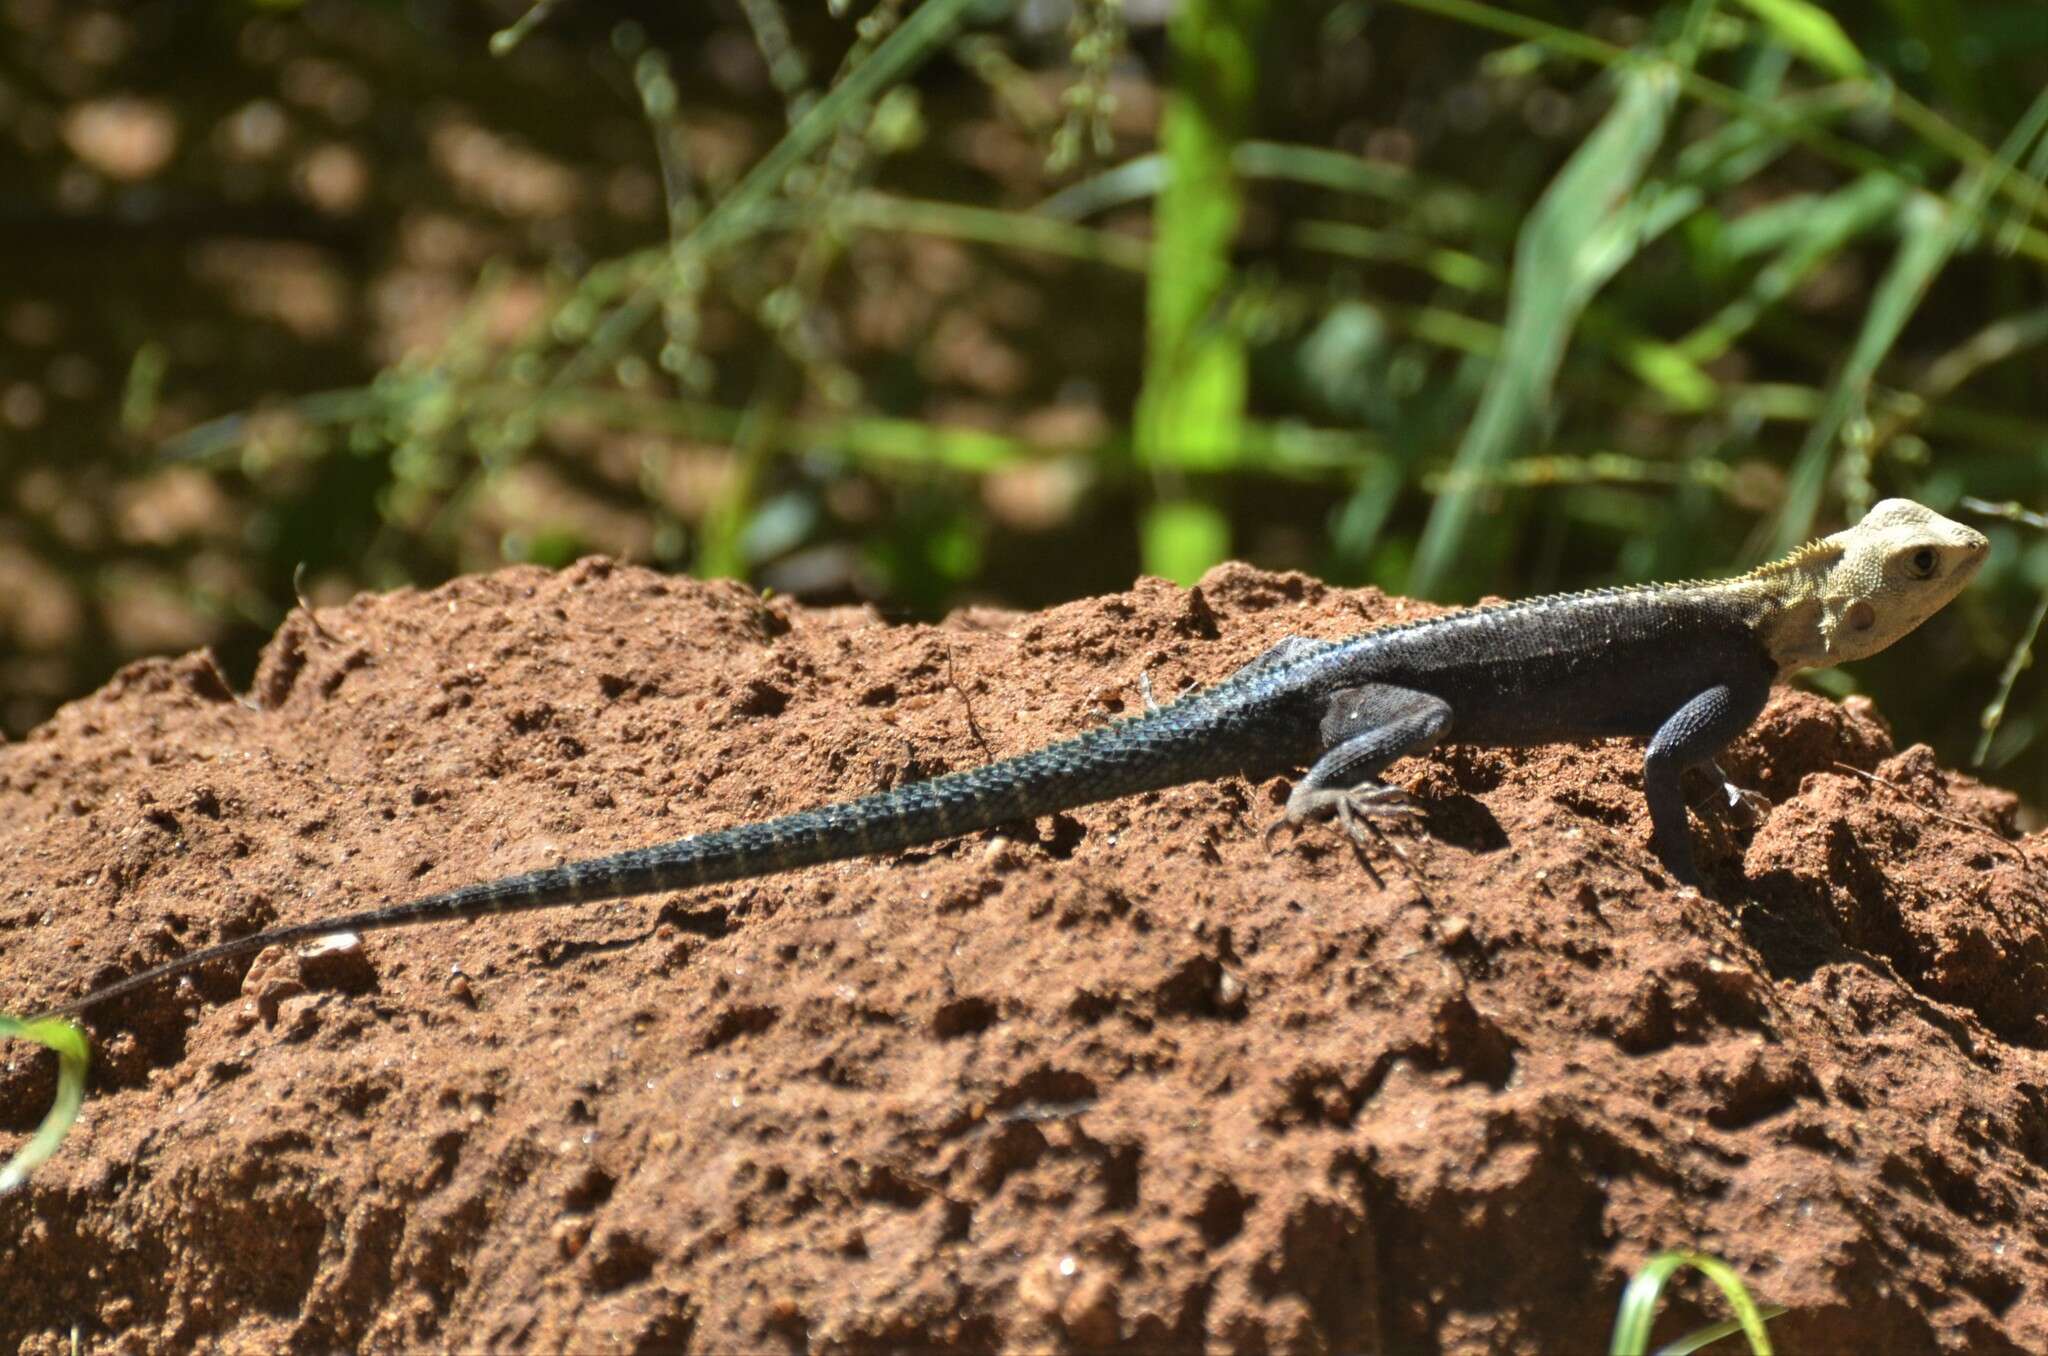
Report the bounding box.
[1751,498,1988,671]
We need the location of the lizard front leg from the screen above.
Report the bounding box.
[1277,685,1453,843]
[1643,677,1771,886]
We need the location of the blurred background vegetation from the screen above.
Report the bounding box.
[2,0,2046,806]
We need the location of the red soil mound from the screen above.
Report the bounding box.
[3,560,2044,1352]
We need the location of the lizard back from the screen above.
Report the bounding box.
[1311,585,1777,744]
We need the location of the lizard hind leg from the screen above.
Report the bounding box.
[1266,685,1453,853]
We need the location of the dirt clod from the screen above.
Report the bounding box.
[3,562,2045,1352]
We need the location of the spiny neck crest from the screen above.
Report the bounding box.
[1732,535,1842,585]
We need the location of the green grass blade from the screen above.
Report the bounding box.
[1135,0,1260,479]
[1974,591,2048,767]
[1291,221,1500,292]
[1328,455,1405,576]
[694,390,786,579]
[120,340,169,435]
[488,0,567,56]
[1390,0,2048,259]
[1653,1305,1791,1356]
[684,0,978,254]
[1582,309,1719,410]
[1730,0,1865,78]
[1770,86,2048,552]
[1133,0,1265,580]
[828,192,1150,271]
[1680,173,1905,363]
[1035,153,1168,220]
[0,1015,90,1194]
[1919,308,2048,403]
[1610,1251,1779,1356]
[1409,56,1683,596]
[1963,496,2048,767]
[558,0,981,387]
[1038,141,1487,235]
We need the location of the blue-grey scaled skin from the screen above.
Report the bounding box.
[40,498,1989,1020]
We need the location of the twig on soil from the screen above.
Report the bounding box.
[1831,761,2035,865]
[944,641,993,760]
[292,562,343,645]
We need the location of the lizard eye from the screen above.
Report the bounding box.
[1908,547,1939,578]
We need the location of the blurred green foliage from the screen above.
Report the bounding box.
[2,0,2046,805]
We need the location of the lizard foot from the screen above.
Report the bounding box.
[1265,782,1425,854]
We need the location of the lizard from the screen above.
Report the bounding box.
[33,497,1986,1021]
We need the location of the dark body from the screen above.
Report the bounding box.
[44,586,1777,1018]
[1311,585,1777,745]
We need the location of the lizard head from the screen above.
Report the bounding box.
[1768,498,1988,669]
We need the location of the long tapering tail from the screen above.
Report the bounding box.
[43,699,1257,1018]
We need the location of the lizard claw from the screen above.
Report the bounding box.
[1262,812,1299,851]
